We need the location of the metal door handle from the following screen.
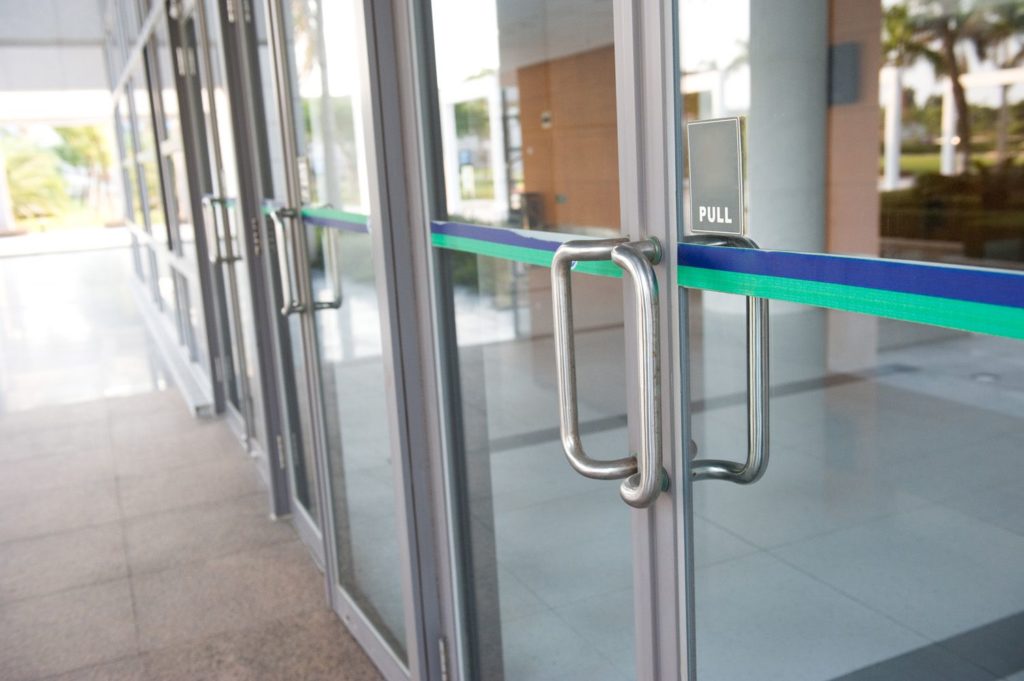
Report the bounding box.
[312,228,343,311]
[551,237,666,508]
[201,195,222,265]
[202,195,241,265]
[270,207,305,315]
[685,235,769,484]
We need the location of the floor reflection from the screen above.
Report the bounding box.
[0,244,168,414]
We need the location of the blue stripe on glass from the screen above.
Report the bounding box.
[679,243,1024,310]
[431,221,568,252]
[302,213,369,233]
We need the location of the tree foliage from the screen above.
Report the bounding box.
[0,134,68,219]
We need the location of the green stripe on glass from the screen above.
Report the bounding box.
[679,266,1024,340]
[428,231,1024,340]
[430,233,622,278]
[300,206,370,225]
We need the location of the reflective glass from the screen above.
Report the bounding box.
[284,0,408,660]
[680,2,1024,678]
[427,1,636,678]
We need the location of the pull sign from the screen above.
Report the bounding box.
[686,117,746,236]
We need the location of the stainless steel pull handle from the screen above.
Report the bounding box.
[218,200,240,263]
[312,228,343,311]
[202,195,241,265]
[686,235,770,484]
[271,208,305,315]
[551,237,665,508]
[201,196,222,265]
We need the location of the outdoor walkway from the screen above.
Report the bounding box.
[0,390,381,681]
[0,244,381,680]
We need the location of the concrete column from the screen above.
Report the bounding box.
[748,0,829,252]
[882,66,903,190]
[940,77,956,175]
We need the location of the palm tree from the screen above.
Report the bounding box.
[907,0,984,171]
[969,3,1024,163]
[882,5,941,187]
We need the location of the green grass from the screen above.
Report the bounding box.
[14,206,121,233]
[881,152,1006,177]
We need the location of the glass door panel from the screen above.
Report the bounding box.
[304,217,408,660]
[263,0,413,670]
[189,0,261,444]
[423,0,683,678]
[678,2,1024,679]
[255,0,325,552]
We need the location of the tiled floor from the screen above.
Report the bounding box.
[0,391,383,681]
[0,248,169,414]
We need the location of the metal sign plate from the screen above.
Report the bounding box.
[686,117,746,236]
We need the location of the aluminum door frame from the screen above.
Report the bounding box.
[258,0,331,569]
[190,0,253,445]
[214,0,299,522]
[257,0,445,678]
[386,0,690,678]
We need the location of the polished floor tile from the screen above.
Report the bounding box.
[0,522,126,604]
[132,540,325,651]
[136,608,381,681]
[117,457,263,519]
[0,579,138,681]
[0,249,169,414]
[694,552,928,681]
[123,492,293,575]
[772,504,1024,642]
[0,479,121,544]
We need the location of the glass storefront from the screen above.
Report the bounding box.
[100,0,1024,679]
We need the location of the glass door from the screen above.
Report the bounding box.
[261,0,423,676]
[419,0,686,678]
[257,0,325,566]
[179,0,262,446]
[677,2,1024,679]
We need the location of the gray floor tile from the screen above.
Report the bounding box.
[500,608,630,681]
[0,446,115,497]
[117,458,263,519]
[137,608,381,680]
[0,522,126,604]
[124,492,294,574]
[694,552,928,681]
[43,657,146,681]
[0,579,137,681]
[0,401,109,439]
[827,646,995,681]
[691,444,929,549]
[0,421,112,463]
[0,479,121,544]
[940,465,1024,539]
[773,504,1024,642]
[133,541,325,651]
[112,425,245,478]
[554,587,635,679]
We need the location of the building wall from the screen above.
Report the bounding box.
[518,45,619,230]
[827,0,881,256]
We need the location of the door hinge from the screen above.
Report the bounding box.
[438,637,450,681]
[251,216,262,257]
[174,46,186,76]
[225,0,236,23]
[275,434,286,469]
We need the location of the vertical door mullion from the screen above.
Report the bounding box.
[614,0,688,678]
[261,0,329,545]
[361,0,454,677]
